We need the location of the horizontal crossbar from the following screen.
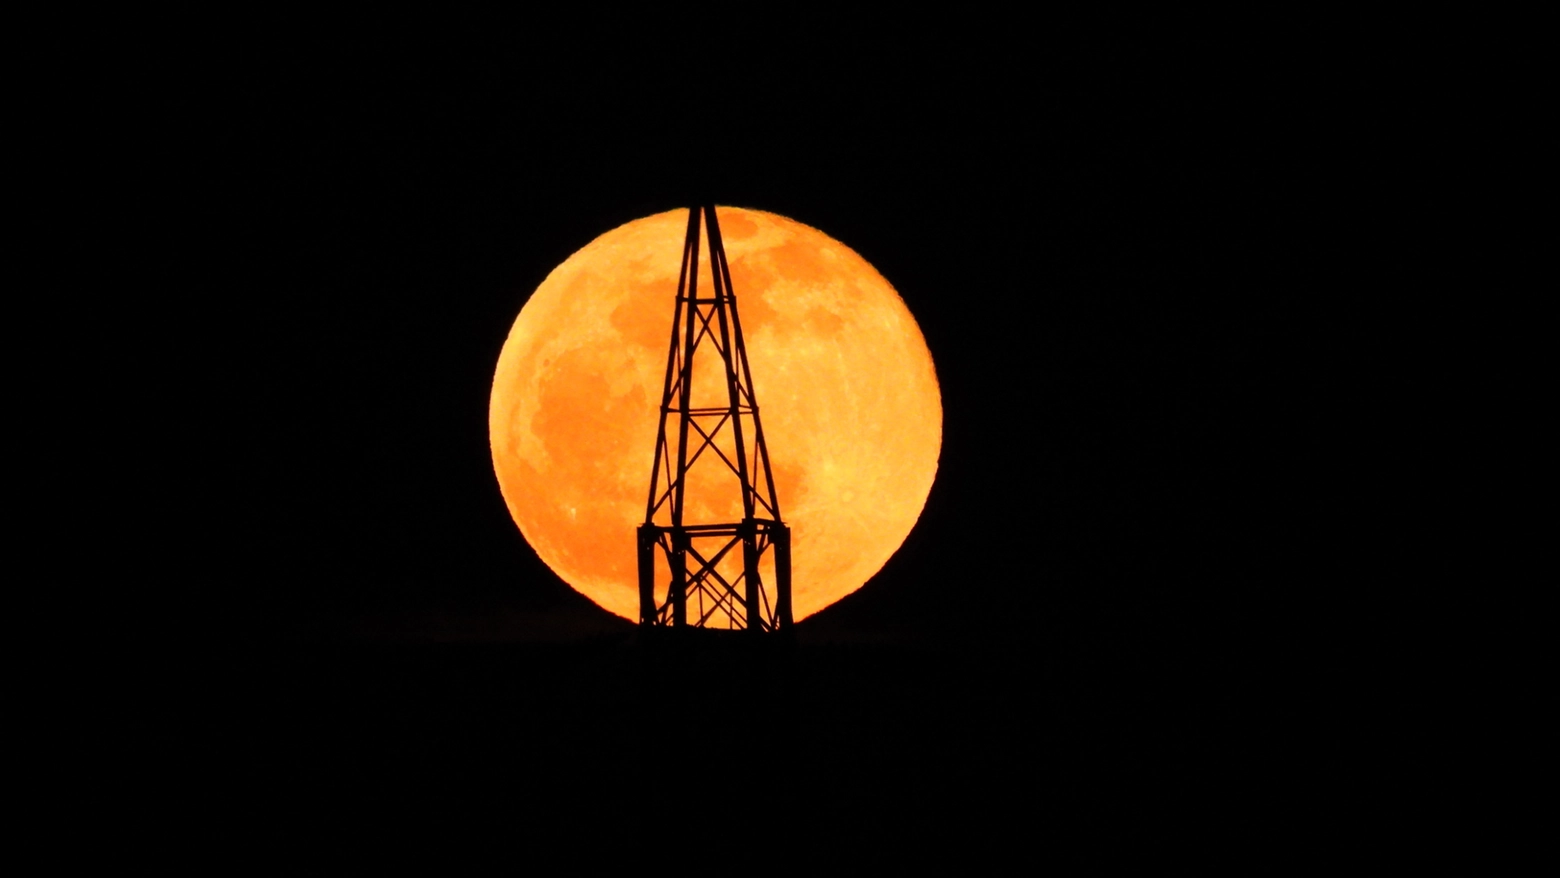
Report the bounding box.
[640,519,784,536]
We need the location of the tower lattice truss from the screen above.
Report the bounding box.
[638,206,792,632]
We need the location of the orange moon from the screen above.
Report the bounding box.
[489,207,941,622]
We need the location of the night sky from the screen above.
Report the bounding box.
[101,23,1424,857]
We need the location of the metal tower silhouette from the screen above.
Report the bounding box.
[638,206,792,633]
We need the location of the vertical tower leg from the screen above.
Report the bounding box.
[774,523,793,631]
[670,528,688,628]
[637,525,658,626]
[742,521,761,635]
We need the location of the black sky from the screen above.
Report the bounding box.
[127,38,1387,644]
[91,22,1432,853]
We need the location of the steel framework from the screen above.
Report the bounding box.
[638,206,792,633]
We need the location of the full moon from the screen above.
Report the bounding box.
[489,207,941,622]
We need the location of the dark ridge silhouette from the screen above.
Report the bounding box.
[108,625,1343,860]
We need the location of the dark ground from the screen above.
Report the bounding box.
[67,17,1444,860]
[105,623,1358,859]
